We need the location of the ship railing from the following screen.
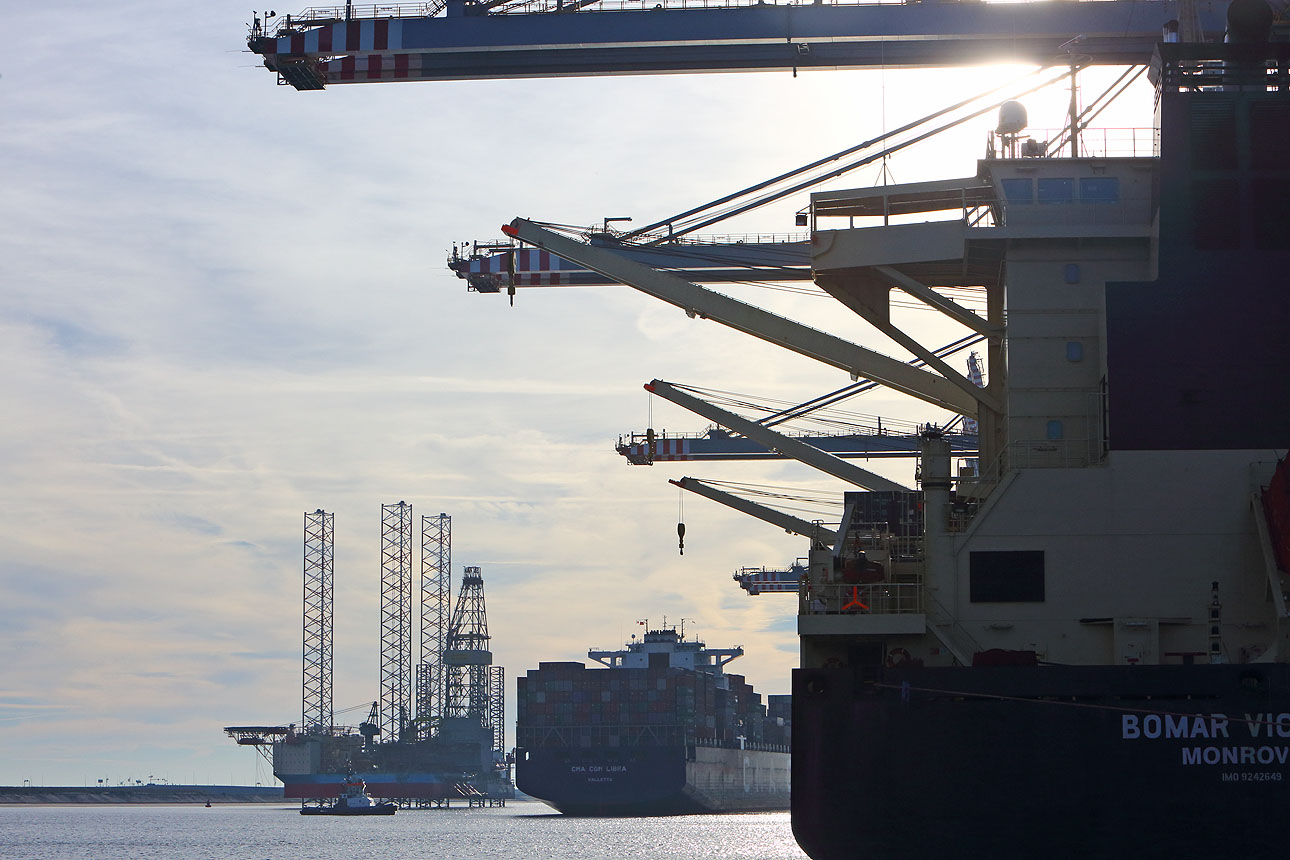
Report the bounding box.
[618,421,916,446]
[455,0,1049,17]
[1155,43,1290,93]
[257,1,1208,31]
[802,581,923,616]
[693,737,789,754]
[258,4,443,34]
[628,230,809,246]
[1004,434,1105,471]
[949,439,1087,531]
[988,127,1158,159]
[813,186,990,229]
[813,191,1155,232]
[841,524,923,554]
[924,592,984,664]
[889,534,924,562]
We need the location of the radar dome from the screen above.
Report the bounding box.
[1226,0,1274,43]
[996,101,1028,135]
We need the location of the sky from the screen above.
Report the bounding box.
[0,1,1156,787]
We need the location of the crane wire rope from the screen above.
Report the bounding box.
[623,64,1059,242]
[640,64,1080,241]
[515,225,990,314]
[663,383,929,436]
[757,333,985,427]
[1046,64,1147,157]
[656,332,984,434]
[559,238,991,311]
[522,228,994,312]
[687,478,845,519]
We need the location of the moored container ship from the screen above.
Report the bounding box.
[516,625,790,815]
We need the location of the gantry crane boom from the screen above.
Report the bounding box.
[647,380,910,492]
[452,238,811,293]
[670,477,838,546]
[617,428,977,464]
[249,1,1225,90]
[618,339,984,463]
[501,218,980,416]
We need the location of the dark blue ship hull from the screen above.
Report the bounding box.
[517,744,790,815]
[792,664,1290,860]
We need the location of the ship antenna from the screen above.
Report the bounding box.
[1059,35,1087,157]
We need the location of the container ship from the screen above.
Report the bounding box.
[515,625,790,815]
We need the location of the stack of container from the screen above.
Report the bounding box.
[516,635,783,751]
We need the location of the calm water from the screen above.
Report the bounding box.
[0,801,808,860]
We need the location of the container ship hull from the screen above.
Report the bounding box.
[517,627,791,816]
[793,664,1290,860]
[517,744,789,815]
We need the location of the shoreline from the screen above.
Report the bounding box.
[0,801,293,807]
[0,786,285,805]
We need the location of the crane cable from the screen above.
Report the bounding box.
[687,478,845,519]
[624,64,1061,242]
[657,333,985,435]
[639,64,1081,242]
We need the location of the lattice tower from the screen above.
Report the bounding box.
[444,566,495,731]
[490,665,505,759]
[379,501,413,743]
[417,513,451,736]
[302,509,333,734]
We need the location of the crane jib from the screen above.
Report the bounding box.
[251,2,1227,88]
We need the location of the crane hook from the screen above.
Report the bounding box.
[677,521,686,555]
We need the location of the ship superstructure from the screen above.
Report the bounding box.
[516,625,790,815]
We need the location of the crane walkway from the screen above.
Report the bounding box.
[617,428,978,464]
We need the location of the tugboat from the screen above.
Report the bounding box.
[299,773,397,816]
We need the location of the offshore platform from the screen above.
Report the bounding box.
[225,505,512,807]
